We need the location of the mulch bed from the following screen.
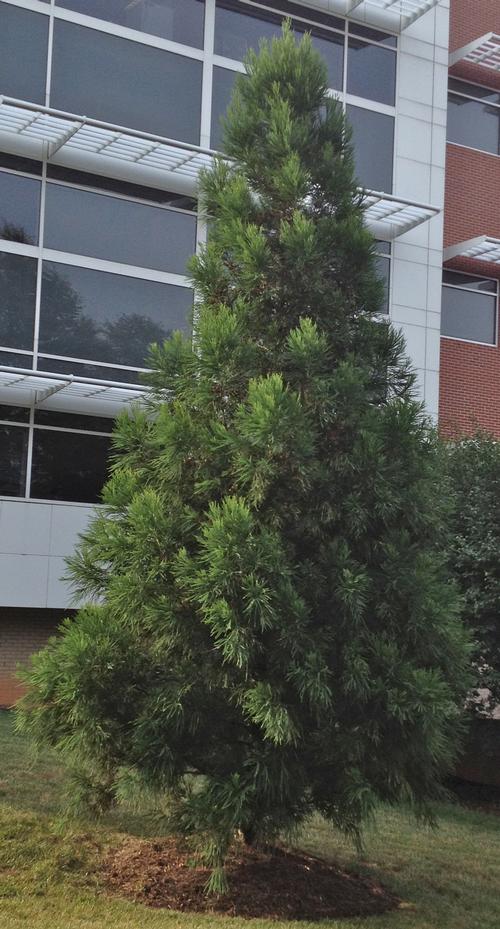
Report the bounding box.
[103,836,400,920]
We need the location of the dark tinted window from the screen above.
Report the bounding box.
[44,185,196,274]
[375,255,390,314]
[0,253,38,351]
[347,105,394,193]
[214,1,343,89]
[0,424,28,496]
[37,356,143,383]
[0,351,33,368]
[211,67,240,150]
[449,79,500,105]
[0,153,43,176]
[447,94,499,155]
[349,24,397,48]
[0,3,48,104]
[35,410,114,432]
[46,166,196,210]
[442,271,497,292]
[56,0,205,48]
[441,282,497,344]
[39,261,193,367]
[51,21,202,143]
[347,38,396,106]
[0,172,41,245]
[0,405,30,423]
[31,429,111,503]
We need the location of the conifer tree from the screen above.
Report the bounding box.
[18,27,470,891]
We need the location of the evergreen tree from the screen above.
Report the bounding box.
[18,27,470,891]
[443,434,500,717]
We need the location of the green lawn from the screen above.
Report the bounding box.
[1,709,499,929]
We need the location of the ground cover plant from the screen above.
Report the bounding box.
[17,26,470,893]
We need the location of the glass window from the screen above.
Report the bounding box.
[0,3,48,105]
[51,21,202,143]
[31,429,111,503]
[56,0,205,48]
[0,405,30,424]
[214,1,343,89]
[211,66,240,150]
[449,79,500,105]
[44,184,196,274]
[375,255,390,314]
[0,350,33,369]
[35,410,115,432]
[447,94,500,156]
[0,253,38,352]
[39,261,193,368]
[347,38,396,106]
[37,357,143,383]
[46,166,196,210]
[0,172,41,245]
[349,24,397,49]
[441,274,497,344]
[0,424,28,497]
[0,154,43,177]
[442,270,497,292]
[347,105,394,193]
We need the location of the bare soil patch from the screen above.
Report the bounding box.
[103,836,400,920]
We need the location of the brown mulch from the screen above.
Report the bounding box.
[102,836,401,920]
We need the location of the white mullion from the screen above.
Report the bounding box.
[40,247,192,286]
[228,0,346,38]
[0,0,49,14]
[0,240,40,260]
[344,92,396,116]
[33,424,112,438]
[45,175,196,215]
[25,407,35,498]
[32,161,48,371]
[38,351,148,372]
[201,0,217,148]
[342,17,348,106]
[50,4,205,62]
[44,1,55,107]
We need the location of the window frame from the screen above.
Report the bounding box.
[441,269,499,347]
[447,78,500,158]
[0,403,113,504]
[211,1,397,191]
[0,0,399,389]
[0,157,194,380]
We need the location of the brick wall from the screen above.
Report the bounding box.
[0,608,69,707]
[439,0,500,437]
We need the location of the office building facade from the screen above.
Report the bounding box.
[0,0,452,704]
[440,0,500,436]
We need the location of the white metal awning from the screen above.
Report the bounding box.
[0,97,215,197]
[450,33,500,71]
[444,236,500,265]
[364,191,439,240]
[309,0,440,32]
[0,98,439,241]
[0,367,148,417]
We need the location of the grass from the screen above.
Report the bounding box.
[1,709,500,929]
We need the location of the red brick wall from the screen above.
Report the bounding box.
[450,0,500,58]
[0,609,68,707]
[439,0,500,437]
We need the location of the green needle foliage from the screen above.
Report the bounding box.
[443,434,500,717]
[18,27,470,893]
